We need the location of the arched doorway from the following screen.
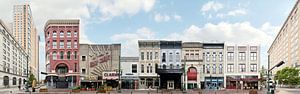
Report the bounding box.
[55,63,69,88]
[3,76,9,88]
[187,67,197,89]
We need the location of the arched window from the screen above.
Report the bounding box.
[53,31,57,37]
[19,78,21,85]
[56,63,68,74]
[60,51,64,59]
[74,51,77,60]
[12,77,16,85]
[74,31,78,37]
[3,76,9,86]
[67,51,71,60]
[67,31,71,37]
[187,67,197,81]
[60,31,64,37]
[52,51,57,60]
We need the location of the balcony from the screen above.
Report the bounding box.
[156,65,183,74]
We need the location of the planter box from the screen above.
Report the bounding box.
[72,89,81,93]
[39,88,48,92]
[81,88,86,91]
[91,88,96,91]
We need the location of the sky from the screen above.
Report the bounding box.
[0,0,297,80]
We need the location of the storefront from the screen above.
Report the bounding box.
[187,67,198,89]
[121,75,139,89]
[102,71,120,88]
[226,76,259,90]
[45,75,78,88]
[205,77,224,89]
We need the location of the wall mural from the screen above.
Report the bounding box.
[88,45,115,79]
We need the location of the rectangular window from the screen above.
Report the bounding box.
[155,52,158,59]
[74,40,78,48]
[206,64,210,74]
[82,56,86,61]
[169,52,173,62]
[60,40,64,48]
[52,40,57,48]
[212,64,216,74]
[132,64,137,73]
[227,64,234,72]
[67,40,71,48]
[176,52,180,62]
[150,52,153,60]
[219,64,223,74]
[147,52,149,60]
[82,69,86,74]
[239,64,246,72]
[250,52,257,61]
[219,52,223,62]
[206,52,210,62]
[238,52,246,61]
[141,52,144,60]
[141,64,144,73]
[74,63,77,72]
[212,52,216,62]
[227,52,234,61]
[250,64,257,72]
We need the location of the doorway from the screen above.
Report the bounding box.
[167,80,174,89]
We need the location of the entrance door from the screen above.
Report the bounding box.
[167,80,174,89]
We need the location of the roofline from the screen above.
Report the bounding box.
[268,0,299,53]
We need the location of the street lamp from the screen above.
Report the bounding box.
[267,55,285,94]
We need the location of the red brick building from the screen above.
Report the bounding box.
[44,19,80,88]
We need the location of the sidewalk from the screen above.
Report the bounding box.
[0,87,24,94]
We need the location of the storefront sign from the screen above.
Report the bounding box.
[102,72,119,80]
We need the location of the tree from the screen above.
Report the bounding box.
[28,73,36,87]
[259,66,267,86]
[274,67,300,86]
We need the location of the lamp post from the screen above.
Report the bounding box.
[25,55,30,92]
[118,56,122,93]
[267,55,285,94]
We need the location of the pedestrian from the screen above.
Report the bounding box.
[18,85,21,90]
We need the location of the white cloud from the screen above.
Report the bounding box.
[227,9,247,16]
[88,0,156,21]
[154,13,170,22]
[111,27,155,56]
[173,14,182,21]
[201,1,223,12]
[111,22,279,67]
[154,13,182,22]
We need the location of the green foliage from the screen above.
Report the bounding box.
[72,86,81,90]
[28,73,36,85]
[275,67,300,85]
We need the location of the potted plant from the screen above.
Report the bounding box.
[97,86,106,93]
[71,86,81,93]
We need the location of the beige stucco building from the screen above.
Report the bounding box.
[181,42,204,89]
[268,0,300,74]
[138,40,160,89]
[13,4,39,81]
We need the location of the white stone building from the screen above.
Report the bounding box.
[224,45,260,90]
[0,19,29,88]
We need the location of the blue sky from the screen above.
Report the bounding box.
[0,0,297,80]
